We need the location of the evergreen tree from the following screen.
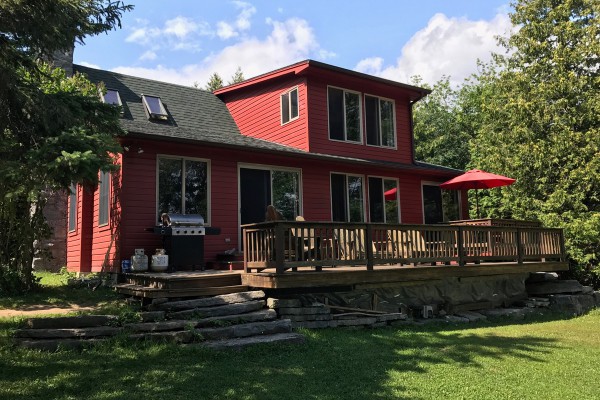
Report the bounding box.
[204,72,224,92]
[0,0,132,292]
[228,66,245,85]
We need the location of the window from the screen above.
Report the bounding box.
[240,167,301,225]
[281,87,299,124]
[101,89,122,106]
[422,184,460,224]
[365,95,395,147]
[368,177,399,223]
[157,157,209,222]
[328,87,361,143]
[98,170,110,226]
[142,95,168,120]
[68,183,77,232]
[331,173,364,222]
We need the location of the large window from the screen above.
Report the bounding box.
[281,87,299,125]
[157,157,209,222]
[239,166,301,225]
[328,87,362,143]
[98,170,110,226]
[422,184,460,224]
[368,177,399,223]
[331,173,364,222]
[68,183,77,232]
[365,95,395,147]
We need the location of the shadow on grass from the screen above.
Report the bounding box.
[0,320,564,400]
[0,285,121,310]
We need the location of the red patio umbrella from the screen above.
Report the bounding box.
[384,187,398,201]
[440,169,516,218]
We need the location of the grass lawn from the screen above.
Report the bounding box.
[0,271,124,313]
[1,308,599,400]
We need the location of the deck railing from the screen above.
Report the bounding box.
[242,221,566,273]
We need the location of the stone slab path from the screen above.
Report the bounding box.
[0,304,96,318]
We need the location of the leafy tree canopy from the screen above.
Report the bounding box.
[0,0,132,292]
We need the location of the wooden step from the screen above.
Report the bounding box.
[122,271,242,290]
[114,283,249,299]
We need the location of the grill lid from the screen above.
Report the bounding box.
[161,213,204,227]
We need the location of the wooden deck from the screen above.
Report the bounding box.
[241,261,568,289]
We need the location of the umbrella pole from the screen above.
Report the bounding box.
[475,189,480,218]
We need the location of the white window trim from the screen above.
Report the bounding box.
[367,175,401,223]
[280,86,299,126]
[237,163,303,247]
[327,86,364,145]
[156,154,212,225]
[98,170,110,227]
[329,172,366,222]
[364,93,397,150]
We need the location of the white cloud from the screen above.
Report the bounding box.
[217,21,238,39]
[139,50,157,61]
[355,12,513,86]
[164,16,198,39]
[125,17,212,58]
[78,61,101,69]
[216,1,257,40]
[112,17,332,87]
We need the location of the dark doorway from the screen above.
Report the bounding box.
[240,168,271,225]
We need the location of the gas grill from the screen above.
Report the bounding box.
[151,213,220,271]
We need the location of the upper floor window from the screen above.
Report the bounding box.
[98,170,110,226]
[281,87,299,125]
[142,95,168,121]
[157,156,209,223]
[331,173,364,222]
[365,95,395,147]
[328,87,362,143]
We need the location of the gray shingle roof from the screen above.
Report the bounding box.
[74,64,461,176]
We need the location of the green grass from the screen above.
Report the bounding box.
[1,310,599,400]
[0,271,123,312]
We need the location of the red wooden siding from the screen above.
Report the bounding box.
[306,78,414,163]
[66,185,94,272]
[220,77,309,151]
[66,137,458,272]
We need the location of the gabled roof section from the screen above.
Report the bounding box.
[74,64,241,138]
[214,59,431,102]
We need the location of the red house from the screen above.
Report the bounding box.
[66,60,468,273]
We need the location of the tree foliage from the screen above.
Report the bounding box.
[470,0,600,279]
[0,0,132,293]
[227,66,245,85]
[204,72,224,92]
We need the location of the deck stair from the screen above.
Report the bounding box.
[15,290,306,351]
[114,270,247,299]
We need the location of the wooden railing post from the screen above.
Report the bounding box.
[365,224,374,271]
[457,226,465,267]
[275,223,285,274]
[516,228,524,264]
[243,229,248,273]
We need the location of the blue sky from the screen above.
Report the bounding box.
[75,0,512,87]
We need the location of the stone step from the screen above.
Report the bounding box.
[15,326,121,339]
[168,300,266,319]
[114,283,249,299]
[194,309,277,328]
[196,319,292,341]
[454,311,487,322]
[23,315,118,329]
[157,291,265,311]
[526,280,584,295]
[199,332,306,350]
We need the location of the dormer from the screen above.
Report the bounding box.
[215,60,429,164]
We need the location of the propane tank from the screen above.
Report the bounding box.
[131,249,148,272]
[151,248,169,272]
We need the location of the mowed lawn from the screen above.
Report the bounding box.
[1,308,599,400]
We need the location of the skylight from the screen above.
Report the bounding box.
[102,89,122,106]
[142,95,169,120]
